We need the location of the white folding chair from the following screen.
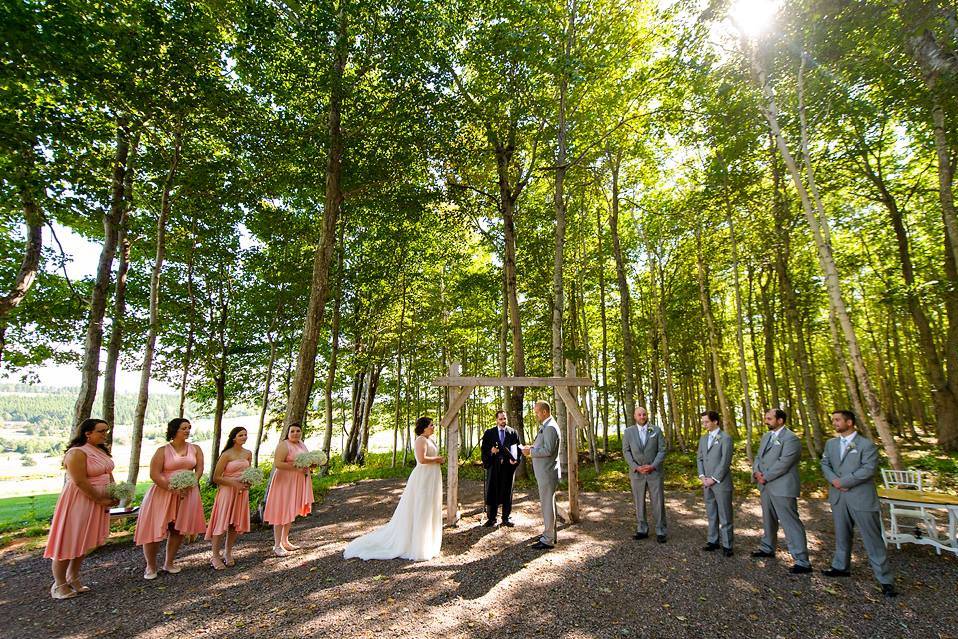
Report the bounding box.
[881,468,941,553]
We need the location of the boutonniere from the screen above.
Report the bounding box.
[846,442,858,453]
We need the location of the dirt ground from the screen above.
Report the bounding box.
[1,479,956,639]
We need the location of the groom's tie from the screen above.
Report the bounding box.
[499,429,505,446]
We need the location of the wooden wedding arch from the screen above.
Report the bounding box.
[432,361,594,526]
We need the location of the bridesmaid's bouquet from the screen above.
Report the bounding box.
[293,450,328,469]
[107,481,136,502]
[168,470,198,491]
[239,466,265,486]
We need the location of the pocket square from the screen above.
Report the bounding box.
[773,440,782,446]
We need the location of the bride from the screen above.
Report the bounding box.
[343,416,443,561]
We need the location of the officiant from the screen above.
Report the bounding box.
[480,410,523,527]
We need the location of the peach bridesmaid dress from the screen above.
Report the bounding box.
[205,458,251,539]
[262,441,314,525]
[44,444,114,560]
[134,444,207,545]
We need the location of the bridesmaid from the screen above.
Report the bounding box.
[262,422,315,556]
[133,417,207,579]
[44,418,118,599]
[205,426,252,569]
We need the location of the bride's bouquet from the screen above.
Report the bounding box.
[168,470,198,491]
[239,466,265,486]
[293,450,328,469]
[107,481,136,503]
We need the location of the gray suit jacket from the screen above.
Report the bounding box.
[697,429,733,490]
[820,433,880,512]
[623,424,666,476]
[752,428,802,498]
[530,416,561,483]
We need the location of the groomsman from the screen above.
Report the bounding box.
[622,406,668,542]
[751,409,812,574]
[696,410,734,556]
[520,401,560,550]
[820,410,897,597]
[480,410,522,527]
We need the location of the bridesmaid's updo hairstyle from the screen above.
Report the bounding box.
[283,422,302,440]
[67,418,111,454]
[414,416,433,436]
[166,417,191,441]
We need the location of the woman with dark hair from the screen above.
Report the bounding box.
[205,427,252,569]
[133,418,207,580]
[262,422,315,556]
[44,419,118,599]
[344,416,443,561]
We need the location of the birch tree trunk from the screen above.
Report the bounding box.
[750,47,901,468]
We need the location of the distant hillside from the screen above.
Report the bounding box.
[0,386,255,433]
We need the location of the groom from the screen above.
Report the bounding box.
[521,400,561,550]
[480,410,523,527]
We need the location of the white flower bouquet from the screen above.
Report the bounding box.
[293,450,328,469]
[168,470,198,491]
[239,466,265,486]
[107,481,136,502]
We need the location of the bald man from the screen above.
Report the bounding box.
[622,406,668,542]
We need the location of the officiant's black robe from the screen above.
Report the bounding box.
[480,426,523,522]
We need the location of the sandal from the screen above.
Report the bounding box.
[211,556,226,571]
[51,583,77,600]
[67,578,90,593]
[272,546,288,557]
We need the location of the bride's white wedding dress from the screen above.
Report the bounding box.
[343,435,443,561]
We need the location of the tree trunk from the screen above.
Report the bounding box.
[596,207,610,452]
[752,49,901,468]
[694,227,734,433]
[496,140,527,447]
[758,268,780,407]
[392,273,407,467]
[103,130,140,444]
[863,148,958,449]
[74,120,129,427]
[127,129,182,486]
[178,232,197,419]
[608,150,640,416]
[255,330,278,468]
[323,223,346,459]
[0,142,44,321]
[284,4,348,432]
[726,209,754,460]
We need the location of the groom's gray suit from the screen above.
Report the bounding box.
[623,423,667,536]
[530,415,561,546]
[697,428,734,549]
[820,432,894,585]
[753,427,810,566]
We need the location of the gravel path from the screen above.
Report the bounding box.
[1,479,955,639]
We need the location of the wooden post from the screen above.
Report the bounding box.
[445,362,463,526]
[558,360,580,523]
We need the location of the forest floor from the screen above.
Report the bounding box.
[1,479,956,639]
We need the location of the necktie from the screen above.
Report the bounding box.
[639,428,647,446]
[708,434,717,450]
[840,438,848,459]
[498,429,505,446]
